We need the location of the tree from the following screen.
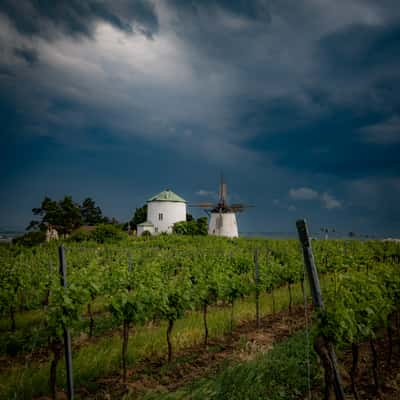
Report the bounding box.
[28,197,62,232]
[28,196,83,236]
[129,205,147,230]
[80,197,105,225]
[58,196,83,235]
[186,213,194,222]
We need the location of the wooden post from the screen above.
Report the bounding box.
[58,245,74,400]
[296,219,345,400]
[254,248,260,329]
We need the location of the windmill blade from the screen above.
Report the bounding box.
[188,203,215,208]
[230,203,254,209]
[229,204,254,212]
[219,174,227,203]
[230,205,245,212]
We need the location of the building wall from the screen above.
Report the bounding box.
[208,212,239,238]
[147,201,186,234]
[137,225,154,236]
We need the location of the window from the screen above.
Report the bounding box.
[158,213,163,221]
[155,227,158,233]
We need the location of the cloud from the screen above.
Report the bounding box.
[321,192,342,209]
[1,0,400,179]
[0,0,159,40]
[360,115,400,144]
[289,187,342,210]
[289,187,319,200]
[196,190,215,197]
[13,47,39,65]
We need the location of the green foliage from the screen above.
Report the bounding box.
[91,224,123,243]
[129,204,148,230]
[1,236,399,399]
[12,231,46,246]
[80,197,106,225]
[315,263,400,348]
[173,217,208,236]
[28,195,109,237]
[28,195,82,235]
[47,283,87,338]
[144,331,318,400]
[68,227,93,242]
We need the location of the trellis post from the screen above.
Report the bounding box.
[296,219,345,400]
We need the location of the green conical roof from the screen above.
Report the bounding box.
[147,189,186,203]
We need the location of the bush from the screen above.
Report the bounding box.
[12,231,46,247]
[68,228,93,242]
[91,224,123,243]
[173,217,208,236]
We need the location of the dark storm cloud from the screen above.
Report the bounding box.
[13,47,39,66]
[0,0,159,39]
[1,0,400,234]
[233,12,400,178]
[169,0,271,21]
[248,110,400,178]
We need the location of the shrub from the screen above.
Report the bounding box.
[12,231,46,247]
[91,224,123,243]
[173,217,208,236]
[68,228,93,242]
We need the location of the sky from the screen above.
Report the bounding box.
[1,0,400,237]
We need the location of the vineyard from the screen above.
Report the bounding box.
[1,233,400,399]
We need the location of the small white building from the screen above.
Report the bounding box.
[136,221,154,236]
[137,189,187,236]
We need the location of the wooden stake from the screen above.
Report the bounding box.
[296,219,345,400]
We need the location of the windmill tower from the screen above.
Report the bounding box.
[193,176,250,238]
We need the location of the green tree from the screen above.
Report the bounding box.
[129,205,147,230]
[80,197,105,225]
[28,197,62,231]
[28,196,83,236]
[186,213,194,221]
[58,196,83,235]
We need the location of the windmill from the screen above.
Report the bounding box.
[191,176,251,238]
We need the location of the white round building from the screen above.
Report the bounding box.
[137,189,187,236]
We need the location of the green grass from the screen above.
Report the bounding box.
[0,309,44,332]
[142,330,319,400]
[0,283,305,399]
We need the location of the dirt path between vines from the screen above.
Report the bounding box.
[78,305,310,399]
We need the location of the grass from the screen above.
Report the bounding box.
[0,283,306,399]
[0,309,43,332]
[142,330,319,400]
